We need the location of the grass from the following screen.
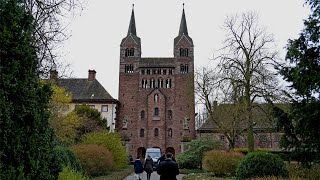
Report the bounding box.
[91,165,133,180]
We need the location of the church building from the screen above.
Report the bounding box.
[117,5,196,157]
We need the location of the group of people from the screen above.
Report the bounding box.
[133,152,179,180]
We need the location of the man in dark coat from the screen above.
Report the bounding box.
[157,153,179,180]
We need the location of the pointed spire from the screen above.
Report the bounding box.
[178,3,188,36]
[127,4,137,36]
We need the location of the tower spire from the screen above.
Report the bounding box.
[127,4,136,36]
[178,3,188,36]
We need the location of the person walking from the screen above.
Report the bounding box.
[133,156,144,180]
[156,153,179,180]
[144,155,154,180]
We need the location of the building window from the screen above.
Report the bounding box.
[125,48,129,57]
[150,79,155,88]
[154,107,159,116]
[154,94,159,102]
[125,64,134,73]
[169,69,173,75]
[166,78,172,88]
[180,48,189,57]
[154,128,159,137]
[168,128,172,137]
[142,79,148,88]
[101,105,108,112]
[168,110,172,120]
[180,64,189,74]
[220,135,225,141]
[163,69,167,75]
[147,69,150,75]
[140,110,145,120]
[129,48,134,56]
[89,105,95,109]
[141,69,145,75]
[152,69,156,75]
[157,69,161,74]
[140,129,144,137]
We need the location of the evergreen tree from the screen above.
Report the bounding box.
[274,0,320,166]
[0,0,60,178]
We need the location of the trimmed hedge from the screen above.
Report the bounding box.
[53,146,82,171]
[82,132,128,169]
[203,150,244,177]
[236,152,288,180]
[71,144,113,176]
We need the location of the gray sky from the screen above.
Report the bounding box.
[61,0,310,99]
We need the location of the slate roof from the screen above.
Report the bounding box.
[197,103,288,132]
[139,58,175,68]
[174,8,193,46]
[56,79,116,103]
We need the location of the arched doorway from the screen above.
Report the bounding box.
[136,147,146,159]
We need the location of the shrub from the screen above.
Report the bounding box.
[71,144,113,176]
[82,132,128,169]
[203,150,244,177]
[235,152,289,180]
[53,146,82,172]
[58,166,89,180]
[176,137,221,169]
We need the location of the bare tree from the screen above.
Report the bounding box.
[23,0,84,77]
[216,11,280,152]
[195,67,248,150]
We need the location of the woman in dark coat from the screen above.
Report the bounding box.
[134,156,144,180]
[144,155,154,180]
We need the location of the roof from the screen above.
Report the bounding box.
[56,79,116,103]
[174,7,193,46]
[139,58,175,68]
[121,6,141,45]
[197,103,289,132]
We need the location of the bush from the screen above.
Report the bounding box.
[235,152,289,180]
[58,166,89,180]
[82,132,128,169]
[176,137,221,169]
[71,144,113,176]
[203,150,244,177]
[53,146,82,172]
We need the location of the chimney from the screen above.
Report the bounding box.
[88,69,96,81]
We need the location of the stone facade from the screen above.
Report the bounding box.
[117,7,196,157]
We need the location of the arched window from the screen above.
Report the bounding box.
[125,48,129,57]
[150,79,155,88]
[140,110,145,120]
[154,107,159,116]
[154,94,159,102]
[168,110,172,120]
[179,48,189,57]
[154,128,159,137]
[129,48,134,56]
[168,128,172,137]
[140,129,144,137]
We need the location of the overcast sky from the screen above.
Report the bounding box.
[61,0,310,99]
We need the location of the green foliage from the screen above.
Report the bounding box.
[274,0,320,167]
[71,144,113,176]
[0,1,59,179]
[176,137,221,169]
[82,132,128,169]
[53,146,82,172]
[235,152,289,180]
[203,150,244,177]
[58,166,89,180]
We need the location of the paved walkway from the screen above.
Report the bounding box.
[123,171,185,180]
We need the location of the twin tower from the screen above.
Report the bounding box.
[117,5,196,157]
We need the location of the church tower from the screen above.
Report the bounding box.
[117,4,195,158]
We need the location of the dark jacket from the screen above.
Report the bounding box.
[134,159,144,174]
[144,157,154,173]
[157,158,179,180]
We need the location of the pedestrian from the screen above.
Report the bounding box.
[134,156,143,180]
[156,152,179,180]
[157,153,166,164]
[144,155,154,180]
